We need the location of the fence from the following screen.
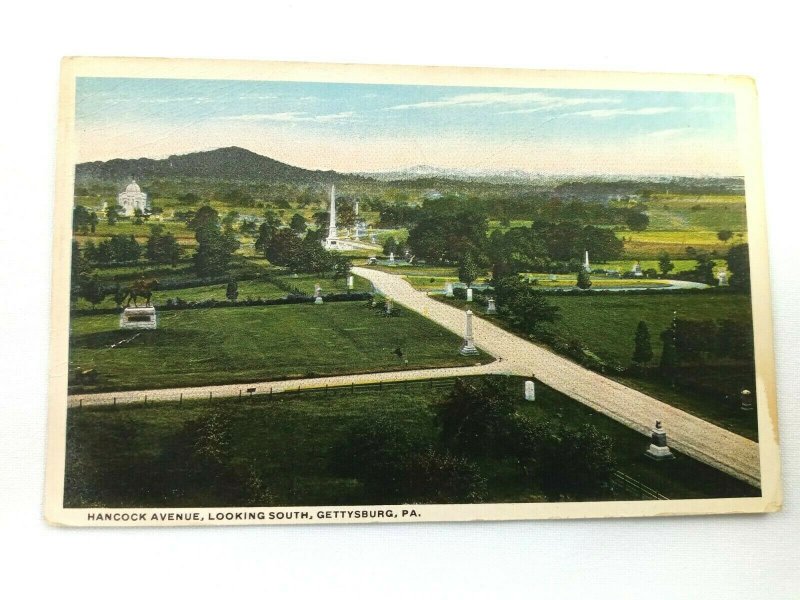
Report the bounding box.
[610,470,669,500]
[71,376,461,409]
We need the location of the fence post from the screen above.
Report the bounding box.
[179,392,183,405]
[113,397,116,406]
[239,389,242,398]
[270,387,273,399]
[79,398,82,409]
[144,394,147,405]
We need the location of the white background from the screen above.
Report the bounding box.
[1,2,798,598]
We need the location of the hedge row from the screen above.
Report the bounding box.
[70,292,372,316]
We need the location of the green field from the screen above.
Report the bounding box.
[438,291,758,439]
[69,302,483,393]
[63,376,758,508]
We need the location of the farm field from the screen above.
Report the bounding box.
[63,376,758,508]
[69,301,482,393]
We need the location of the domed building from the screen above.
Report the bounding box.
[117,178,148,216]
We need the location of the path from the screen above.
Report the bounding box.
[353,266,760,487]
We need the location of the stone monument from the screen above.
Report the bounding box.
[740,389,753,411]
[314,284,323,304]
[583,250,591,272]
[389,251,395,264]
[445,282,454,297]
[459,309,479,355]
[385,297,393,315]
[718,271,729,286]
[486,298,497,314]
[644,420,675,460]
[632,261,643,277]
[524,380,535,401]
[347,275,354,290]
[466,288,473,302]
[120,306,157,330]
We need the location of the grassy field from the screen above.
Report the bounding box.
[69,302,483,393]
[619,230,748,259]
[437,291,758,439]
[63,376,759,508]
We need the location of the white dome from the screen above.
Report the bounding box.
[125,180,141,193]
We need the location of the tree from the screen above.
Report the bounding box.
[105,204,119,226]
[254,212,282,257]
[536,424,615,500]
[632,320,653,366]
[717,229,733,243]
[226,280,239,302]
[726,243,750,291]
[133,207,144,225]
[494,276,560,333]
[88,211,99,233]
[657,251,674,277]
[79,276,106,309]
[382,235,398,256]
[576,267,592,290]
[146,225,181,265]
[193,227,240,277]
[289,213,307,234]
[72,205,92,233]
[222,210,240,232]
[458,252,481,288]
[625,210,650,231]
[286,235,334,274]
[112,284,127,308]
[659,327,678,374]
[406,197,488,263]
[403,448,486,504]
[187,205,220,234]
[70,240,89,302]
[331,253,352,281]
[693,252,717,286]
[436,376,519,458]
[264,228,302,267]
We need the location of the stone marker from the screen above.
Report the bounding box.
[486,298,497,314]
[314,283,323,304]
[740,389,753,411]
[445,282,454,297]
[389,251,395,264]
[120,306,157,330]
[524,380,535,401]
[718,271,729,286]
[385,297,393,315]
[347,275,354,290]
[466,288,473,302]
[645,420,675,460]
[459,309,479,355]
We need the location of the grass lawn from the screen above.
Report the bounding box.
[69,302,483,393]
[63,376,759,509]
[437,291,759,440]
[619,229,748,259]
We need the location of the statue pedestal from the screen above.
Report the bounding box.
[120,306,157,330]
[645,423,675,460]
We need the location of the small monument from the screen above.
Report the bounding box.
[740,389,753,411]
[466,288,473,302]
[120,306,157,330]
[459,310,479,355]
[632,261,643,277]
[385,297,393,315]
[314,283,323,304]
[388,251,395,264]
[323,185,340,250]
[445,282,454,297]
[524,380,535,401]
[370,234,377,244]
[486,298,497,314]
[645,420,675,460]
[583,250,591,272]
[347,275,354,290]
[718,271,729,286]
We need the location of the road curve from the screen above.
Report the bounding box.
[354,266,760,487]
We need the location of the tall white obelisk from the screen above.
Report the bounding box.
[324,184,338,249]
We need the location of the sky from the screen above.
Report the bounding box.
[75,77,742,177]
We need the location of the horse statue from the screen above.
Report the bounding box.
[125,277,159,308]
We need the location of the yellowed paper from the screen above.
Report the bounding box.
[45,57,781,526]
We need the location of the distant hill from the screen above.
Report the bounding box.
[75,146,364,185]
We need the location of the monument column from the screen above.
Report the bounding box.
[460,310,479,355]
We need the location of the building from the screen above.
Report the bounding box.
[117,178,148,216]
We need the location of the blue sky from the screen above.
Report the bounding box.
[75,77,741,176]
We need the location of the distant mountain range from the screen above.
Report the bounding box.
[75,146,356,185]
[75,146,743,191]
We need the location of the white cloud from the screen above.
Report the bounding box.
[567,107,678,118]
[220,111,354,123]
[387,91,621,111]
[646,128,690,138]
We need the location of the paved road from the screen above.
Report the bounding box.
[354,266,760,487]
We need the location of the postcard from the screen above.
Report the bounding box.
[45,57,780,526]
